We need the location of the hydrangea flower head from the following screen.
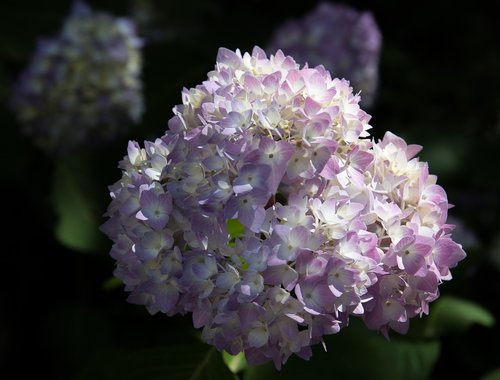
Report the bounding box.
[11,1,143,153]
[102,47,465,368]
[267,2,381,108]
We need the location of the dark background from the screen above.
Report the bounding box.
[1,0,499,379]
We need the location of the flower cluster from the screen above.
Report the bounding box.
[102,47,465,368]
[267,2,381,108]
[11,1,143,153]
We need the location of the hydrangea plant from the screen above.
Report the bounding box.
[102,47,465,368]
[267,2,381,108]
[11,1,143,153]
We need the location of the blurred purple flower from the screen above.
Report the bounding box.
[11,1,143,153]
[267,2,381,108]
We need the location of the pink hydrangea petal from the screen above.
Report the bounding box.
[434,237,466,268]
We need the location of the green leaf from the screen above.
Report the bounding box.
[424,296,495,338]
[77,344,238,380]
[420,141,461,177]
[244,318,440,380]
[227,218,245,239]
[52,154,106,252]
[480,368,500,380]
[102,276,122,291]
[223,351,247,374]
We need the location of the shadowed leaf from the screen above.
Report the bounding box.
[424,296,495,338]
[480,368,500,380]
[244,318,440,380]
[52,154,106,252]
[77,344,238,380]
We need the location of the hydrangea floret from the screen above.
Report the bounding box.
[11,1,143,152]
[102,47,465,368]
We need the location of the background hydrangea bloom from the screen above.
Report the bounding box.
[267,2,381,109]
[102,47,465,368]
[11,1,143,153]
